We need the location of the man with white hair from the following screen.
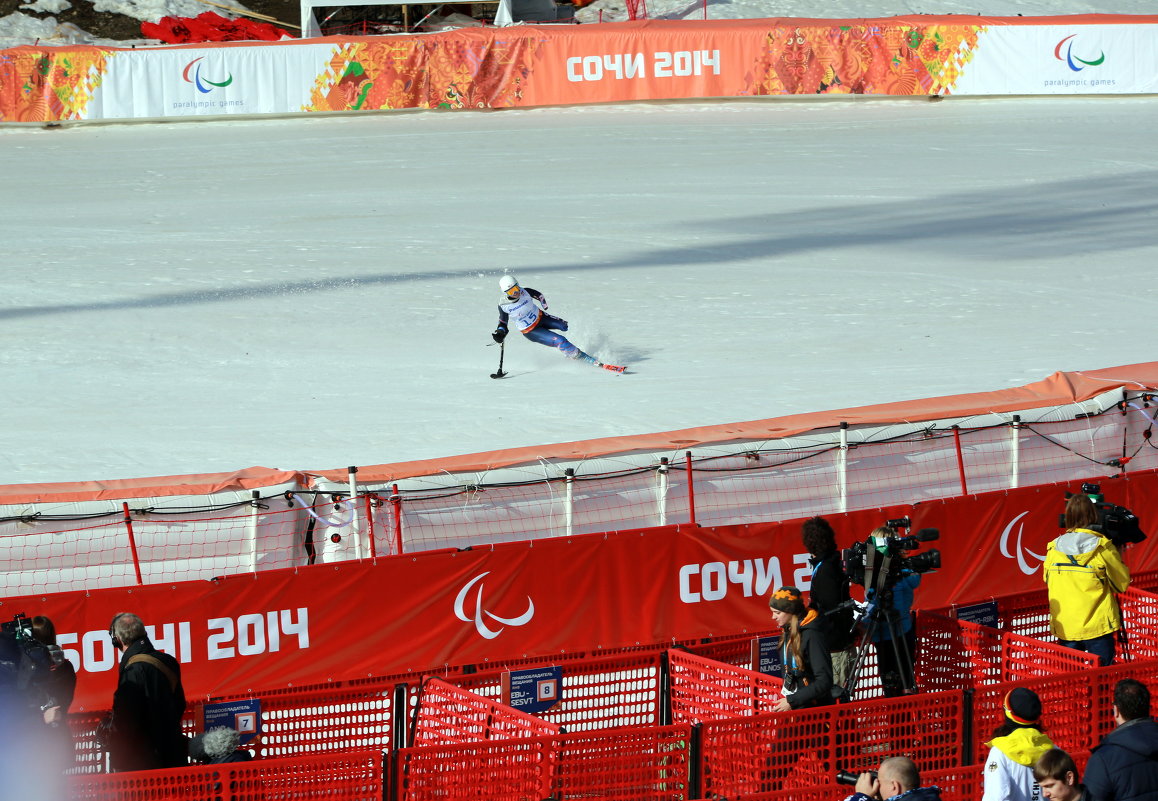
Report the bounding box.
[102,612,187,771]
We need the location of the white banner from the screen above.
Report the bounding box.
[955,25,1158,95]
[89,43,338,119]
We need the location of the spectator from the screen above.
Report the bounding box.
[1033,748,1089,801]
[768,586,834,711]
[101,613,187,771]
[982,687,1055,801]
[802,516,856,697]
[189,727,253,764]
[847,756,943,801]
[1084,678,1158,801]
[1043,494,1130,666]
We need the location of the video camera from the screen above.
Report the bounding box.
[0,613,34,642]
[843,517,941,590]
[1059,483,1147,548]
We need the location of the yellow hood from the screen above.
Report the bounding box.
[988,727,1054,766]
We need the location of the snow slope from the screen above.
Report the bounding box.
[4,94,1158,486]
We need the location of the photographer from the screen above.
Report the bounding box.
[1044,494,1131,666]
[802,517,857,695]
[768,586,834,711]
[844,756,943,801]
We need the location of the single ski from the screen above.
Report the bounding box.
[598,362,627,374]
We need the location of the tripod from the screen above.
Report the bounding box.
[843,550,918,701]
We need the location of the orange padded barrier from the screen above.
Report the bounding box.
[68,749,384,800]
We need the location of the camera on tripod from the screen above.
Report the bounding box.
[842,517,941,589]
[1058,483,1147,548]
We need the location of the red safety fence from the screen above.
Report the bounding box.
[412,676,562,746]
[668,648,783,722]
[397,723,694,801]
[450,651,667,732]
[68,749,384,800]
[970,658,1158,759]
[699,690,968,800]
[691,762,984,801]
[917,612,1099,692]
[926,581,1158,662]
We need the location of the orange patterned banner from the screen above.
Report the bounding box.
[3,16,1157,122]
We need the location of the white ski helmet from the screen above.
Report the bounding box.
[499,274,521,300]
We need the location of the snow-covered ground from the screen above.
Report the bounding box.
[5,95,1158,487]
[3,0,1158,488]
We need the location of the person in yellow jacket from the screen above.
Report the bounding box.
[982,688,1055,801]
[1043,493,1131,666]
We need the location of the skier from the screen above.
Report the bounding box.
[491,275,625,373]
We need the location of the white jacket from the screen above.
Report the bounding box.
[981,728,1054,801]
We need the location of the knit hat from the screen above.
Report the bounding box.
[1003,688,1042,726]
[769,586,807,617]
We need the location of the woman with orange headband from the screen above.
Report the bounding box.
[768,586,834,711]
[982,687,1055,801]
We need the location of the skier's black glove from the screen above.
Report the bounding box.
[492,328,507,344]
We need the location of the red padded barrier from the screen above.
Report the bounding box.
[68,749,384,800]
[667,649,783,723]
[412,676,561,746]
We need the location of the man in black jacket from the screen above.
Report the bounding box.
[104,613,187,772]
[802,517,856,698]
[1084,678,1158,801]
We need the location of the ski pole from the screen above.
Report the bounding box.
[490,340,507,379]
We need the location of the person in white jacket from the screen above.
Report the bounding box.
[982,688,1055,801]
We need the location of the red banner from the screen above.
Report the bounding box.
[10,471,1157,712]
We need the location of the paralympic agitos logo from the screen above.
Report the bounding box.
[182,57,234,93]
[454,572,535,640]
[999,511,1047,575]
[1053,34,1105,72]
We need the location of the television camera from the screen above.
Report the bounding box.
[839,519,940,700]
[0,613,34,642]
[842,517,941,590]
[1059,483,1146,547]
